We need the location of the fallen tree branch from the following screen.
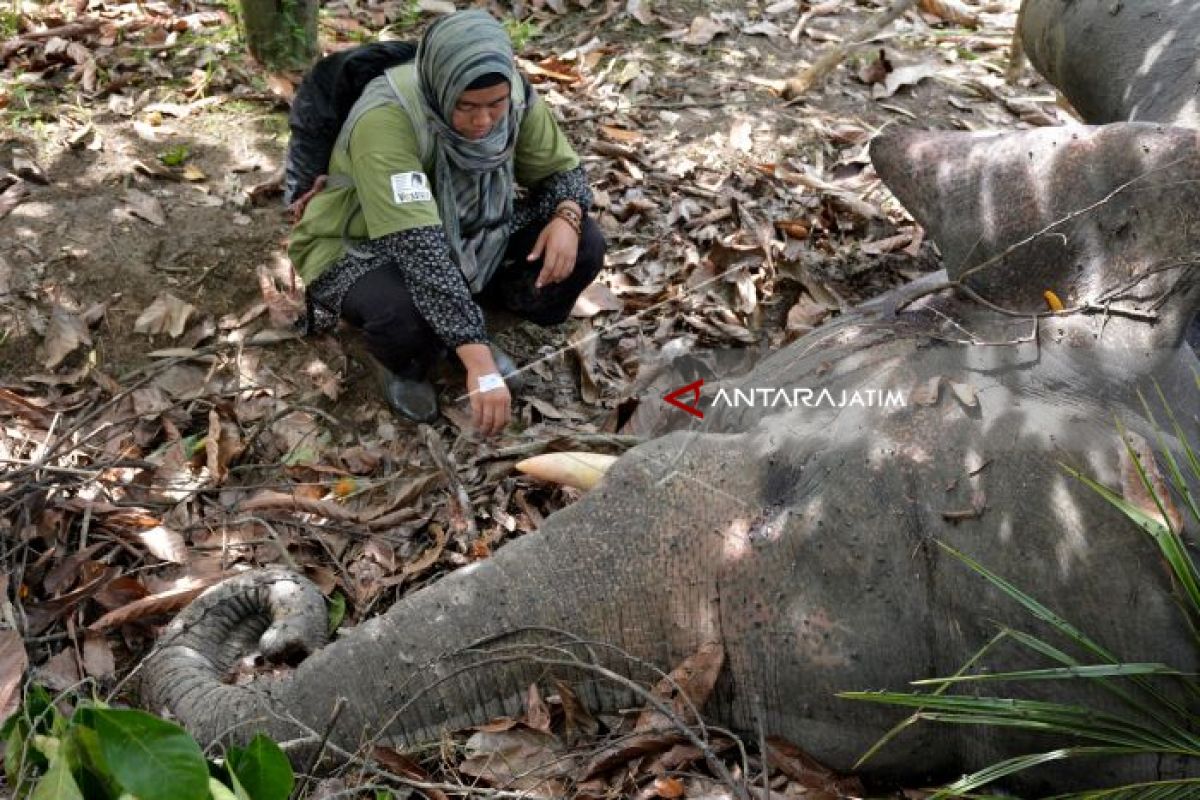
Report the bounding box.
[0,17,103,62]
[419,424,478,543]
[783,0,918,99]
[475,433,642,463]
[788,0,839,44]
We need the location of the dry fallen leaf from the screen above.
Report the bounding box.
[627,0,655,26]
[400,524,448,579]
[134,293,196,337]
[785,295,830,336]
[82,630,115,679]
[0,629,28,723]
[90,576,221,631]
[555,679,599,743]
[36,649,80,692]
[598,124,645,145]
[873,63,940,99]
[1120,431,1185,533]
[571,282,625,318]
[258,261,305,329]
[657,776,688,798]
[459,727,571,795]
[673,15,726,46]
[636,640,724,731]
[948,381,978,408]
[766,736,864,797]
[371,747,451,800]
[918,0,979,28]
[41,306,92,369]
[524,682,552,733]
[124,188,167,226]
[138,525,189,564]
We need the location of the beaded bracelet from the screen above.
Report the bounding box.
[553,202,582,235]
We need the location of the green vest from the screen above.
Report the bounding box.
[288,64,576,287]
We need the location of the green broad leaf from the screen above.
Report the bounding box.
[89,708,209,800]
[30,749,84,800]
[208,776,240,800]
[30,733,84,800]
[70,722,103,772]
[23,686,58,736]
[327,591,346,634]
[6,719,31,787]
[227,734,293,800]
[223,763,253,800]
[1,705,20,739]
[32,735,60,761]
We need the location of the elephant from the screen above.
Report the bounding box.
[139,2,1200,794]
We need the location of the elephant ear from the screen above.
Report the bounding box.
[870,124,1200,346]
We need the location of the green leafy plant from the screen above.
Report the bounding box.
[844,379,1200,797]
[158,144,192,167]
[0,10,20,39]
[503,18,539,52]
[383,0,421,34]
[2,686,294,800]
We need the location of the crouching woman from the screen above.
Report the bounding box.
[289,9,605,436]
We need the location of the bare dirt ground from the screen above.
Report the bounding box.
[0,0,1064,796]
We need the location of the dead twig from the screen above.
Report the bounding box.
[475,433,642,463]
[788,0,840,44]
[783,0,918,99]
[295,696,347,798]
[419,424,478,544]
[0,17,102,62]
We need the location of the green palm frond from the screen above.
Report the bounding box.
[849,383,1200,796]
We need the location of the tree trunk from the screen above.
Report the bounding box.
[239,0,319,71]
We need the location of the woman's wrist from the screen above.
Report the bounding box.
[456,342,496,372]
[551,201,582,235]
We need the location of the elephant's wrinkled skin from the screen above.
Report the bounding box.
[140,4,1200,793]
[141,124,1199,793]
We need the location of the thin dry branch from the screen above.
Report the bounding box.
[419,424,478,543]
[0,17,103,62]
[784,0,918,99]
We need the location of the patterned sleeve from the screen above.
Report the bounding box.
[356,225,489,349]
[510,165,593,233]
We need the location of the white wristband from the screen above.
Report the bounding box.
[478,372,505,393]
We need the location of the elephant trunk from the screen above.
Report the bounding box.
[139,457,726,757]
[139,570,329,748]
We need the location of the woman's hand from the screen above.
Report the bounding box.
[457,343,511,437]
[529,216,579,289]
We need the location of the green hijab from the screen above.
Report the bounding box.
[416,10,530,292]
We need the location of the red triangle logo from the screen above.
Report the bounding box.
[663,379,705,419]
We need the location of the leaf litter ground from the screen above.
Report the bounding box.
[0,1,1058,797]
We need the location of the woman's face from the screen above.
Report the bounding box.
[451,83,511,140]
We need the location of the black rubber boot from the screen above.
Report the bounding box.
[370,357,439,424]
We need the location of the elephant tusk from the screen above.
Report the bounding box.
[515,452,617,490]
